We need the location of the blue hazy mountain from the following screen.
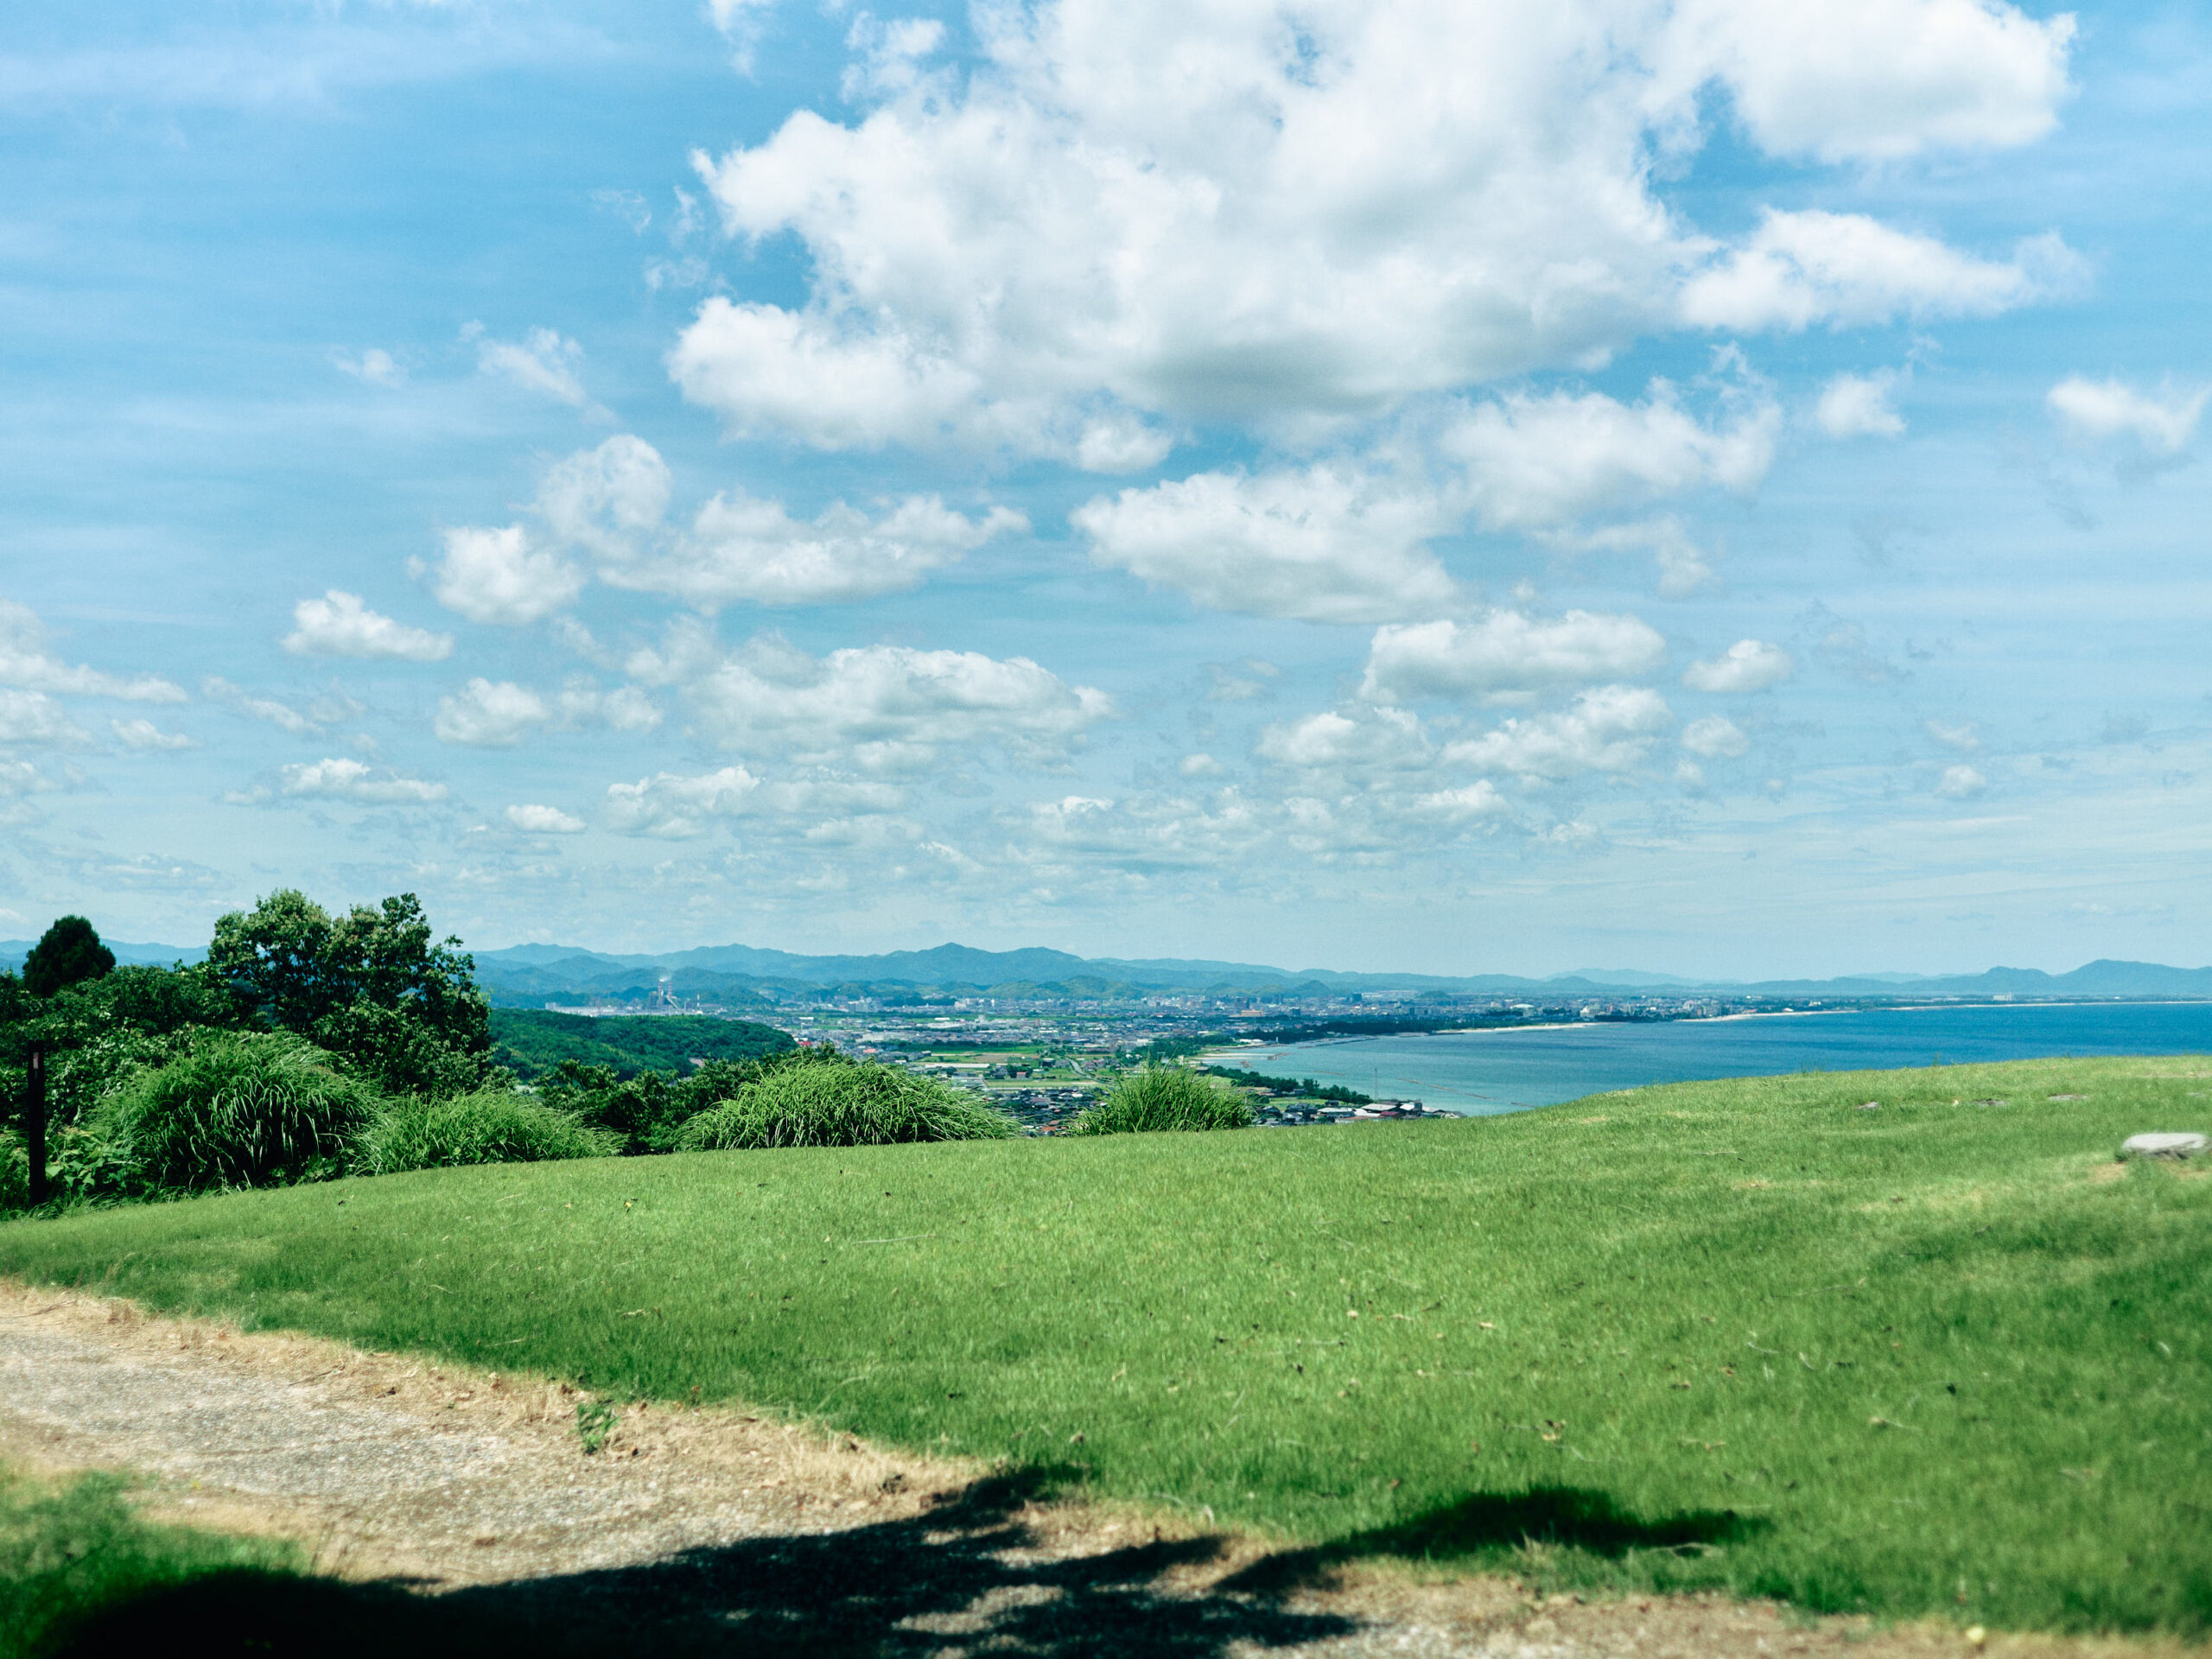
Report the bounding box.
[7,936,2208,1007]
[460,944,2212,1006]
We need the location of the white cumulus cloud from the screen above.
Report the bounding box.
[1656,0,2075,163]
[1936,762,1987,799]
[283,591,453,662]
[671,0,2069,452]
[1815,371,1907,438]
[2046,377,2208,455]
[280,757,447,804]
[536,435,676,562]
[0,689,87,747]
[1681,639,1794,694]
[647,630,1116,771]
[1410,780,1513,823]
[473,324,589,407]
[434,679,551,747]
[1445,381,1779,531]
[604,766,760,839]
[1360,611,1668,703]
[1074,467,1457,624]
[647,493,1024,608]
[1444,684,1674,780]
[1255,705,1427,774]
[1681,714,1750,758]
[111,717,198,752]
[421,525,585,625]
[556,681,662,734]
[1681,212,2081,333]
[505,803,586,835]
[531,434,1020,607]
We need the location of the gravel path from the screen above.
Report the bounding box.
[0,1281,2171,1659]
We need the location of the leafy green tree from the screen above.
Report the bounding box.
[205,891,490,1096]
[22,917,114,998]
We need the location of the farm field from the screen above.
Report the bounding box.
[3,1056,2208,1637]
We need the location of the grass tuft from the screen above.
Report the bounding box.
[676,1055,1019,1149]
[1074,1065,1253,1134]
[94,1030,377,1196]
[356,1089,620,1174]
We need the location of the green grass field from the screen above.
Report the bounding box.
[4,1056,2208,1636]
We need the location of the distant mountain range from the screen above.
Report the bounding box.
[0,938,207,971]
[6,936,2209,1007]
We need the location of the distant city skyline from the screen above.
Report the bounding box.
[1,1,2205,979]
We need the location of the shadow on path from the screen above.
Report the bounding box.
[56,1470,1360,1658]
[1223,1484,1766,1597]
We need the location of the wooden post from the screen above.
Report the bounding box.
[23,1042,45,1207]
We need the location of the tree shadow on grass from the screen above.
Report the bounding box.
[54,1469,1360,1659]
[1222,1484,1770,1597]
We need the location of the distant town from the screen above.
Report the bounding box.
[527,981,2089,1131]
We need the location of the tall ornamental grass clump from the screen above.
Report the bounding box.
[95,1031,377,1196]
[1075,1065,1252,1134]
[356,1089,619,1174]
[677,1056,1019,1150]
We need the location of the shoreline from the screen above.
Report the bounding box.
[1200,1001,2212,1115]
[1211,996,2202,1065]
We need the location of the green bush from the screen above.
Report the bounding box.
[677,1055,1019,1150]
[538,1046,833,1154]
[0,1130,25,1213]
[94,1031,378,1197]
[1075,1066,1252,1134]
[355,1088,619,1174]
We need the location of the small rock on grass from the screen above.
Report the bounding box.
[2120,1132,2208,1160]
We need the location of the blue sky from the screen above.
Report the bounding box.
[1,0,2206,976]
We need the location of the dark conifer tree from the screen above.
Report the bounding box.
[22,915,115,998]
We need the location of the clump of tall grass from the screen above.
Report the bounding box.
[1074,1066,1252,1134]
[355,1088,619,1174]
[94,1031,377,1196]
[676,1056,1019,1150]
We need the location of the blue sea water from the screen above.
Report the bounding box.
[1223,1001,2212,1116]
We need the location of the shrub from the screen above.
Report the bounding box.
[95,1031,378,1196]
[677,1056,1019,1150]
[0,1129,25,1213]
[534,1062,683,1156]
[355,1089,619,1174]
[1074,1066,1252,1135]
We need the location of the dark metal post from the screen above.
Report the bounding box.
[23,1042,45,1207]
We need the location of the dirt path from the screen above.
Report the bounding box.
[0,1281,2177,1659]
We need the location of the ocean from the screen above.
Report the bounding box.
[1215,1001,2212,1116]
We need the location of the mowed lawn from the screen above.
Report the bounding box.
[5,1056,2209,1634]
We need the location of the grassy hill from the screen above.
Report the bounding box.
[3,1055,2206,1636]
[486,1009,794,1080]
